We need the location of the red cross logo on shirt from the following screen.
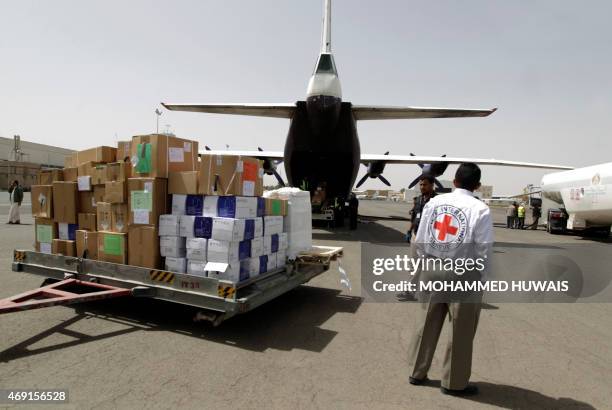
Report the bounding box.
[433,214,458,241]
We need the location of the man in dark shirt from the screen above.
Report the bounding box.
[407,176,437,243]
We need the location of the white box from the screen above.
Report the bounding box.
[246,256,264,277]
[186,238,207,261]
[276,249,287,265]
[207,239,250,263]
[263,216,283,236]
[267,253,278,270]
[165,257,187,273]
[187,260,207,277]
[253,217,264,238]
[58,223,77,240]
[250,237,264,258]
[202,196,218,217]
[179,215,196,237]
[159,215,180,236]
[211,217,246,242]
[278,232,288,250]
[77,175,92,191]
[217,196,258,219]
[206,261,248,284]
[160,236,186,258]
[172,194,187,215]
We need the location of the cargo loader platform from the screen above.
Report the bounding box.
[4,247,343,325]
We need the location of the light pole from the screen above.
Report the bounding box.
[155,109,162,133]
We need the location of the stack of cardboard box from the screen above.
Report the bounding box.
[33,137,303,285]
[159,155,288,283]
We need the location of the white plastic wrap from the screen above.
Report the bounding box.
[264,188,312,259]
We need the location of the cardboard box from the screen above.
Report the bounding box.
[267,253,278,270]
[93,185,106,207]
[38,169,63,185]
[77,175,92,191]
[78,213,97,231]
[104,181,126,203]
[127,178,168,226]
[63,167,78,182]
[117,141,132,162]
[35,217,57,253]
[58,223,78,240]
[31,185,53,218]
[276,249,287,266]
[211,217,257,242]
[185,195,204,215]
[263,215,284,236]
[64,154,76,168]
[160,236,186,258]
[206,261,249,284]
[246,255,269,277]
[69,146,117,167]
[262,234,280,254]
[186,238,207,261]
[165,257,187,273]
[77,161,102,178]
[105,162,131,182]
[171,194,186,215]
[131,134,199,178]
[207,239,250,263]
[199,155,263,196]
[78,191,96,213]
[91,164,107,186]
[217,196,258,219]
[97,202,128,233]
[250,237,264,258]
[76,230,98,259]
[52,239,76,256]
[265,198,288,216]
[97,232,127,264]
[128,226,160,269]
[52,182,78,223]
[159,214,181,236]
[180,215,213,238]
[169,171,199,194]
[187,260,207,277]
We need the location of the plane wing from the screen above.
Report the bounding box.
[352,105,497,120]
[360,154,573,170]
[200,149,284,159]
[161,103,296,119]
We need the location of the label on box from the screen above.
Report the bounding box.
[77,176,91,191]
[243,162,257,181]
[38,193,47,207]
[133,210,150,224]
[169,147,184,163]
[104,234,123,256]
[243,181,255,196]
[40,242,52,254]
[37,225,53,243]
[135,143,152,173]
[216,156,223,166]
[144,182,153,193]
[272,200,281,215]
[131,191,152,211]
[236,160,243,172]
[258,168,264,178]
[184,142,192,152]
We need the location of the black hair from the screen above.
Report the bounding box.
[13,180,19,185]
[419,175,435,184]
[455,163,481,191]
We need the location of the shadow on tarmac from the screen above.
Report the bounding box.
[0,285,362,362]
[415,379,595,409]
[313,220,405,243]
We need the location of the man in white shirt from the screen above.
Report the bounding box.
[407,163,494,396]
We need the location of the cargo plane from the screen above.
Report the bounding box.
[163,0,571,217]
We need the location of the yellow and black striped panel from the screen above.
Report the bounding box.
[149,270,175,284]
[218,284,235,299]
[13,250,25,262]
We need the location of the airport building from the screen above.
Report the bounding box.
[0,135,73,190]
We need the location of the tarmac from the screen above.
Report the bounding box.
[0,199,610,409]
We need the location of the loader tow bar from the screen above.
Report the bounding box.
[0,278,131,315]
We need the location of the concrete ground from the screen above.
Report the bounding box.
[0,200,610,409]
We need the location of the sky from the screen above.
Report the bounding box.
[1,0,611,194]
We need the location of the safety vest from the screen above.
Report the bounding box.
[517,206,525,218]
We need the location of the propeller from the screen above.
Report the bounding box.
[356,151,391,188]
[408,153,449,190]
[257,147,285,186]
